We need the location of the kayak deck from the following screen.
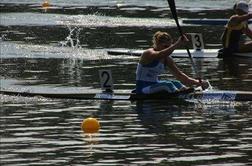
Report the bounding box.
[107,49,252,58]
[0,89,193,101]
[182,18,252,25]
[107,49,217,58]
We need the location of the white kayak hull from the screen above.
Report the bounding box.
[1,89,252,101]
[182,19,252,25]
[107,49,252,58]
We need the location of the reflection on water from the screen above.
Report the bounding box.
[1,99,251,165]
[135,101,185,133]
[216,58,252,90]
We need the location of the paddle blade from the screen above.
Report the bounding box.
[167,0,182,34]
[167,0,177,18]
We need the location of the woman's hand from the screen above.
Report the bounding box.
[199,80,210,90]
[181,34,190,42]
[175,34,190,47]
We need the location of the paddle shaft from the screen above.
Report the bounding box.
[167,0,202,82]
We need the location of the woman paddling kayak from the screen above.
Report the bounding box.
[135,31,209,94]
[221,1,252,56]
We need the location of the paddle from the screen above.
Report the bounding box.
[166,0,202,84]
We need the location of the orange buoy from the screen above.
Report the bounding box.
[81,118,100,133]
[42,0,50,8]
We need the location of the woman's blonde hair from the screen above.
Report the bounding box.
[152,31,172,48]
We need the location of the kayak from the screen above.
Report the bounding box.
[1,89,252,101]
[107,49,252,58]
[182,18,252,25]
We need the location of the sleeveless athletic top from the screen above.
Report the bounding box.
[136,60,165,93]
[222,19,247,51]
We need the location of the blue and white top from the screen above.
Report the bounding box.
[136,60,165,93]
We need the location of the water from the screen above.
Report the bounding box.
[1,0,252,165]
[0,0,244,9]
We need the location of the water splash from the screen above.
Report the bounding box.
[60,25,83,48]
[0,34,8,41]
[206,79,213,91]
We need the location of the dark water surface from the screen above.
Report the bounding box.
[1,1,252,165]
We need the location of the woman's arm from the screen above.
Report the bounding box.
[166,57,209,89]
[165,57,201,86]
[243,26,252,39]
[151,38,183,59]
[230,13,252,25]
[142,35,188,63]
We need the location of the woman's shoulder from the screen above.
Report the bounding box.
[230,14,249,23]
[141,48,154,59]
[140,48,159,64]
[228,14,247,27]
[143,48,155,55]
[229,15,239,23]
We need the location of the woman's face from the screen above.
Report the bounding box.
[159,40,173,49]
[236,9,247,15]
